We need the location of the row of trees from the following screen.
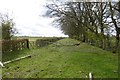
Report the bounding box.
[45,1,120,53]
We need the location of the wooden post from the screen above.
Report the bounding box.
[3,55,31,65]
[89,72,93,80]
[26,39,29,49]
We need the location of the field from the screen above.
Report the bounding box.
[13,36,64,41]
[2,38,118,78]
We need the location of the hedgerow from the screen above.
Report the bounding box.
[2,39,29,53]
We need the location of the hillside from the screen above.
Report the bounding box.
[2,38,118,78]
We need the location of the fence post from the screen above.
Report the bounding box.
[26,39,29,49]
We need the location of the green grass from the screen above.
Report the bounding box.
[2,38,118,78]
[2,49,30,62]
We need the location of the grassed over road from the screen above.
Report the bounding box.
[2,38,118,78]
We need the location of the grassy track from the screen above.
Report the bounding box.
[2,38,118,78]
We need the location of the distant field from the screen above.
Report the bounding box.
[13,36,47,41]
[2,38,118,78]
[13,36,66,41]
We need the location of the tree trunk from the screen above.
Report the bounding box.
[109,2,120,53]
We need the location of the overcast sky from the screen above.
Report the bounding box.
[0,0,118,37]
[0,0,68,37]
